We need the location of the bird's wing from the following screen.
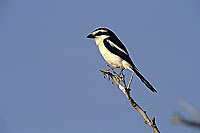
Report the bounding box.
[108,37,129,55]
[103,38,134,67]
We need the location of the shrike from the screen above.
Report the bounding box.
[87,28,157,93]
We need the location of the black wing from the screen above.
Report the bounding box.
[103,38,134,67]
[109,36,129,55]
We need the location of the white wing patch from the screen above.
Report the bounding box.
[93,29,107,35]
[107,40,128,55]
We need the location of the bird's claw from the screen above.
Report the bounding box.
[100,70,111,81]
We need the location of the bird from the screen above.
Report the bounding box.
[87,28,157,93]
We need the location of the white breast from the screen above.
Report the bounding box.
[94,38,123,68]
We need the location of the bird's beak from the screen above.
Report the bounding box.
[87,34,94,39]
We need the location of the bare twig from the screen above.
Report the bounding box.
[172,99,200,129]
[100,67,160,133]
[172,116,200,129]
[179,99,200,122]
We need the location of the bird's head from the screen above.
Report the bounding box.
[87,28,116,40]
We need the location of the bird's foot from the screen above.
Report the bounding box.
[100,70,112,80]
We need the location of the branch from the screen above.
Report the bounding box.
[172,116,200,129]
[172,99,200,129]
[100,68,160,133]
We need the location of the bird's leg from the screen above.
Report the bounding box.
[102,65,116,73]
[118,69,124,77]
[127,72,134,90]
[100,65,117,80]
[105,65,122,83]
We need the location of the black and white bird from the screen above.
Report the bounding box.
[87,28,157,93]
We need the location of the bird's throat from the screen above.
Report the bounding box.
[94,37,103,46]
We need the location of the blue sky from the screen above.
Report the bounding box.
[1,0,200,133]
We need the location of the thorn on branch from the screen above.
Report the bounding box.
[152,117,157,127]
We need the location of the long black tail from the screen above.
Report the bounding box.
[132,68,157,93]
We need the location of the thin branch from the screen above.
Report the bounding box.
[179,99,200,122]
[172,117,200,129]
[100,68,160,133]
[172,99,200,129]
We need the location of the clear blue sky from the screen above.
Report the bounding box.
[1,0,200,133]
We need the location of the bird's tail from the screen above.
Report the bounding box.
[131,67,157,93]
